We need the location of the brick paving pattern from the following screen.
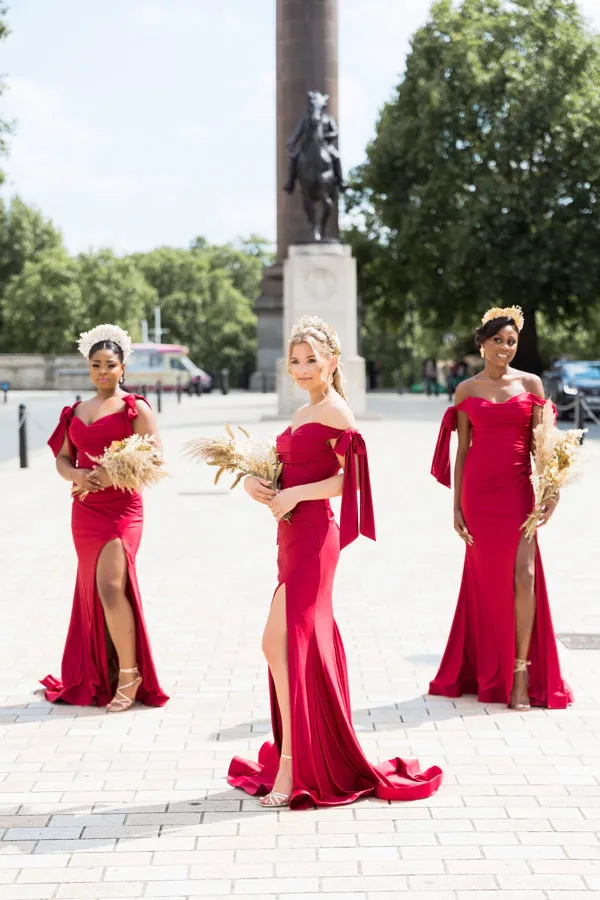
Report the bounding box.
[1,391,599,899]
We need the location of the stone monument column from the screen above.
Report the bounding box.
[252,0,340,390]
[276,0,339,253]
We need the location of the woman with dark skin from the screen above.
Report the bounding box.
[43,325,168,711]
[430,307,572,711]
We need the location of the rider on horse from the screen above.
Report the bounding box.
[284,91,347,195]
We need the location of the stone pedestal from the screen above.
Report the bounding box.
[249,264,283,392]
[276,243,366,417]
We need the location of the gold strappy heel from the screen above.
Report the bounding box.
[259,754,292,808]
[107,666,142,713]
[510,658,531,711]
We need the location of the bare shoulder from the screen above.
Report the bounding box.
[454,377,477,404]
[73,397,93,418]
[291,402,311,430]
[317,395,356,431]
[518,370,544,399]
[134,397,156,426]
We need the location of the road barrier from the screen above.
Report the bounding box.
[554,393,600,440]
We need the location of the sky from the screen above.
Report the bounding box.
[2,0,600,255]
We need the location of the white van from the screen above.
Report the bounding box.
[125,343,213,393]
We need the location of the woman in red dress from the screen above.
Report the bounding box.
[43,324,168,712]
[430,306,572,710]
[229,316,443,809]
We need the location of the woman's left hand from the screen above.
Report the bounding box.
[89,466,113,490]
[269,487,299,521]
[538,493,559,527]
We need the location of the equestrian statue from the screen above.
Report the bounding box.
[284,90,347,242]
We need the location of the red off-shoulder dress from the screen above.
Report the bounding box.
[228,423,443,808]
[42,394,168,707]
[430,392,572,708]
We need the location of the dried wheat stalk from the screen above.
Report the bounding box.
[522,399,584,539]
[73,434,167,501]
[183,424,290,519]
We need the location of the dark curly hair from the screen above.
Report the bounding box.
[89,339,125,363]
[474,316,519,350]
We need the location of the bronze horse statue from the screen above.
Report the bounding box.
[284,91,346,241]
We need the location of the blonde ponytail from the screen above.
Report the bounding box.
[332,363,348,401]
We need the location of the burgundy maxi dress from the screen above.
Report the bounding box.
[228,423,443,808]
[42,394,168,707]
[430,392,572,708]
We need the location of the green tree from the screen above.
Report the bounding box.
[76,249,156,338]
[1,249,83,352]
[349,0,600,373]
[0,196,64,287]
[0,5,12,185]
[191,234,273,300]
[132,246,257,385]
[0,197,66,349]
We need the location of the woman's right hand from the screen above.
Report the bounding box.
[74,468,103,492]
[454,507,473,545]
[244,475,277,505]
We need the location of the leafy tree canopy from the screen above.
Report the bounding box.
[0,5,12,184]
[348,0,600,372]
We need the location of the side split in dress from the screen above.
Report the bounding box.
[228,423,443,809]
[430,392,572,709]
[42,394,168,708]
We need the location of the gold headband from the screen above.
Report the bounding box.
[481,306,524,332]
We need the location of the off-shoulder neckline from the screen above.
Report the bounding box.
[456,390,540,409]
[288,422,355,437]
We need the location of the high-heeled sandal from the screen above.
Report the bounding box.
[510,658,531,711]
[259,754,292,808]
[107,666,142,713]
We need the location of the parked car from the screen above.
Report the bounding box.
[543,359,600,420]
[124,343,213,393]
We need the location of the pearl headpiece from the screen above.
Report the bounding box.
[290,315,341,356]
[77,324,133,361]
[481,306,524,332]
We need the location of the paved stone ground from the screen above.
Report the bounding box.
[1,391,600,900]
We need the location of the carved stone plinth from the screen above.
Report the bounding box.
[276,243,366,417]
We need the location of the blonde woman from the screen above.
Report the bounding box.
[228,316,443,808]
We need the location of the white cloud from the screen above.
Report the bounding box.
[240,70,276,126]
[5,76,111,152]
[179,123,207,144]
[123,1,239,36]
[216,197,275,240]
[125,0,170,33]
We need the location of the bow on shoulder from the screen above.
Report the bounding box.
[431,407,458,488]
[334,430,376,549]
[47,404,79,465]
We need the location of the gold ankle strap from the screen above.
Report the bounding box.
[119,666,139,673]
[281,753,292,760]
[514,659,531,673]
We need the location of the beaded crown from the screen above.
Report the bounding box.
[481,305,524,332]
[290,315,341,356]
[77,324,133,361]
